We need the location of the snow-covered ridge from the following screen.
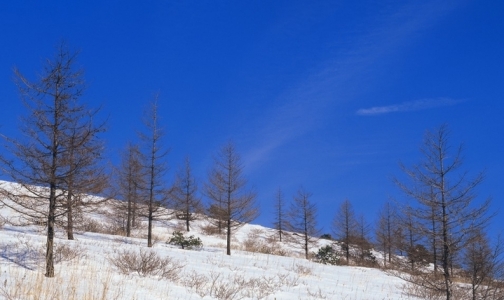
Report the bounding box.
[0,180,415,299]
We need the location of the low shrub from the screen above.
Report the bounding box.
[313,245,341,265]
[54,243,85,264]
[167,231,203,250]
[200,223,222,236]
[108,249,184,280]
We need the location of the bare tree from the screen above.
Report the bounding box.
[332,199,358,264]
[395,124,492,300]
[61,99,108,240]
[115,142,145,237]
[140,96,170,247]
[205,142,258,255]
[205,168,226,235]
[0,43,104,277]
[375,201,396,268]
[272,187,287,242]
[398,207,426,271]
[287,188,320,259]
[463,230,504,300]
[171,156,202,232]
[354,214,374,266]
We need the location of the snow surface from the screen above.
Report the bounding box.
[0,180,419,300]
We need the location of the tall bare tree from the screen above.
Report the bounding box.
[0,43,104,277]
[205,142,258,255]
[395,124,492,300]
[171,156,202,232]
[287,188,320,259]
[115,142,145,237]
[140,95,169,247]
[272,187,287,242]
[333,199,358,264]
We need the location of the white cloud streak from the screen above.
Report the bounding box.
[356,98,464,116]
[241,2,459,170]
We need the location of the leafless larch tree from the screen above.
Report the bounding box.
[0,43,106,277]
[139,96,170,247]
[375,201,397,268]
[205,142,258,255]
[114,142,145,237]
[287,188,320,260]
[171,156,202,232]
[272,187,287,242]
[395,124,493,300]
[333,199,358,264]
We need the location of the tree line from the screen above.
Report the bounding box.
[0,44,259,276]
[0,43,502,300]
[271,124,501,300]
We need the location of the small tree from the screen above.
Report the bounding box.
[287,188,320,259]
[170,157,202,232]
[61,107,108,240]
[397,207,425,271]
[167,231,203,250]
[354,214,375,266]
[115,142,145,237]
[406,244,431,269]
[204,142,258,255]
[272,187,287,242]
[463,230,504,300]
[314,245,340,265]
[375,201,397,268]
[332,199,358,264]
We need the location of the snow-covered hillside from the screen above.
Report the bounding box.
[0,181,418,300]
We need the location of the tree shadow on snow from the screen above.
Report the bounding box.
[0,242,42,271]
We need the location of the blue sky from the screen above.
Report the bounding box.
[1,1,503,237]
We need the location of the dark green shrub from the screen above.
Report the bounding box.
[314,245,340,265]
[320,233,333,240]
[168,231,203,250]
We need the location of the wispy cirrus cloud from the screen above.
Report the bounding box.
[356,97,464,116]
[241,2,459,170]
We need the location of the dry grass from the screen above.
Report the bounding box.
[200,223,223,236]
[0,263,125,300]
[241,230,290,256]
[287,262,313,276]
[54,242,86,264]
[108,248,184,281]
[180,269,299,299]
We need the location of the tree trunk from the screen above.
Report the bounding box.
[148,207,153,247]
[186,196,190,232]
[186,215,190,232]
[132,186,137,228]
[441,195,452,299]
[46,185,56,278]
[66,191,74,240]
[226,219,231,255]
[304,234,309,260]
[126,192,132,237]
[432,213,437,274]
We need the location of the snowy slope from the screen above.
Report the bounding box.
[0,181,418,300]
